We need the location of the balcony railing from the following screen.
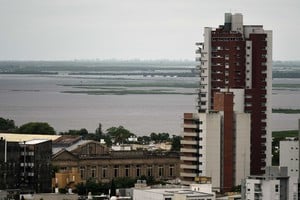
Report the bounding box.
[180,156,197,161]
[180,172,197,178]
[180,164,197,169]
[180,148,197,153]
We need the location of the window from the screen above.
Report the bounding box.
[147,166,153,176]
[125,165,130,177]
[60,167,67,172]
[136,165,141,177]
[80,166,85,179]
[169,165,174,177]
[102,166,107,178]
[114,165,119,177]
[275,184,279,192]
[91,166,96,178]
[159,165,164,177]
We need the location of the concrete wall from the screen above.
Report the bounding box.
[235,113,251,186]
[200,113,221,190]
[280,140,299,177]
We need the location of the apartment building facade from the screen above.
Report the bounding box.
[0,137,52,193]
[181,13,272,191]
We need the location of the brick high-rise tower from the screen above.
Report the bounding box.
[180,13,272,191]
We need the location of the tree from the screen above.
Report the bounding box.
[171,135,182,151]
[106,126,135,144]
[110,179,116,197]
[0,117,17,132]
[114,177,136,188]
[150,132,170,143]
[95,123,103,136]
[137,135,151,144]
[18,122,56,135]
[60,128,88,136]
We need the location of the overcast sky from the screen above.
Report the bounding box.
[0,0,299,61]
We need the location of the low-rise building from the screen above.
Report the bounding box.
[52,140,180,189]
[0,136,52,193]
[241,166,289,200]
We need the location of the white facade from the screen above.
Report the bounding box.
[245,178,281,200]
[200,112,221,189]
[197,110,250,190]
[280,140,299,200]
[235,113,251,186]
[280,140,299,177]
[265,30,273,167]
[201,27,212,112]
[243,166,289,200]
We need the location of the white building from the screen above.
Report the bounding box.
[280,139,299,177]
[242,166,289,200]
[181,89,250,191]
[280,139,299,200]
[181,12,272,192]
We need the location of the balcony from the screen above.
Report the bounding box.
[180,164,197,169]
[261,65,267,71]
[195,49,201,54]
[195,42,203,46]
[180,156,197,161]
[181,140,197,145]
[181,148,197,153]
[180,172,197,178]
[182,132,197,137]
[183,124,198,129]
[196,57,201,62]
[184,113,197,119]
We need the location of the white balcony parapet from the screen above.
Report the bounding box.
[180,148,197,153]
[181,140,197,145]
[180,156,197,161]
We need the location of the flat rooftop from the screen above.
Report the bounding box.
[0,133,61,142]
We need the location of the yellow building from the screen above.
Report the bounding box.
[53,167,82,190]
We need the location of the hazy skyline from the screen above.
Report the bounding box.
[0,0,299,61]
